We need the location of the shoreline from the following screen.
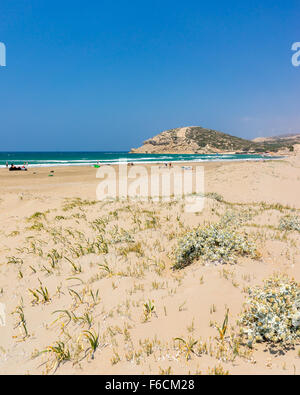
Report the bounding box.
[0,155,285,169]
[0,156,286,179]
[0,151,286,170]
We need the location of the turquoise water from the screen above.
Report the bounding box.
[0,152,280,168]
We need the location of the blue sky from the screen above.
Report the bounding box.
[0,0,299,151]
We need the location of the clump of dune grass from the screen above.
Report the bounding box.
[110,228,134,244]
[27,211,46,221]
[279,215,300,232]
[174,337,198,360]
[207,364,229,375]
[143,300,155,322]
[27,222,44,231]
[205,192,224,202]
[62,198,98,211]
[43,341,71,370]
[239,274,300,347]
[28,280,50,304]
[119,242,144,257]
[174,223,256,269]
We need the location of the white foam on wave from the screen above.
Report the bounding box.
[0,155,283,168]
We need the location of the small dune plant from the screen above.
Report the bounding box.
[215,309,229,342]
[83,329,100,359]
[207,364,229,375]
[42,341,71,372]
[239,274,300,347]
[29,280,50,304]
[174,337,198,360]
[279,215,300,232]
[174,223,256,269]
[143,300,155,322]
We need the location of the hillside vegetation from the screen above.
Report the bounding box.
[131,126,297,154]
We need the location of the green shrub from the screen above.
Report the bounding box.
[174,223,256,269]
[239,274,300,347]
[219,209,254,227]
[279,215,300,232]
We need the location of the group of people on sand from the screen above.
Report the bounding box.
[7,162,28,171]
[95,161,174,168]
[96,161,136,167]
[160,162,172,168]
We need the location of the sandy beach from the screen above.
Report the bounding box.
[1,150,300,375]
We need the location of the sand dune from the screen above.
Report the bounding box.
[1,153,300,375]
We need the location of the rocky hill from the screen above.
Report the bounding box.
[253,133,300,144]
[130,126,298,154]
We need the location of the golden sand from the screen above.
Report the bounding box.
[1,151,300,374]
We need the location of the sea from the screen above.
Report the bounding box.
[0,152,281,168]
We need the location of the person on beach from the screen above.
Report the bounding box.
[9,163,20,170]
[5,161,8,168]
[9,163,27,171]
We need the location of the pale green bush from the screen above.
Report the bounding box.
[279,215,300,232]
[239,274,300,347]
[174,223,256,269]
